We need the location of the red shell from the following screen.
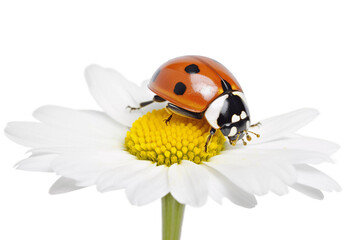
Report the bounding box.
[148,55,242,113]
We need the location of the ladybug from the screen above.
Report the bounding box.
[128,55,260,151]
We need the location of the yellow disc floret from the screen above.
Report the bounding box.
[125,109,225,166]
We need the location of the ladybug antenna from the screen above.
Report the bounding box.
[242,130,260,145]
[247,130,260,138]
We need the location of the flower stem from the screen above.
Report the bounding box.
[162,194,185,240]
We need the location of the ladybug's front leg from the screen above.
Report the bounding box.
[250,122,261,128]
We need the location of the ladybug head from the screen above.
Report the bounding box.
[205,91,250,146]
[220,121,248,146]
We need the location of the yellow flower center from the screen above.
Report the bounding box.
[125,109,225,166]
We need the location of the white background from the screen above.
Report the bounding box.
[1,1,359,239]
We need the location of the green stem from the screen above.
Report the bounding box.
[162,194,185,240]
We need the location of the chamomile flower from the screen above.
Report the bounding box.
[5,64,340,209]
[5,64,341,240]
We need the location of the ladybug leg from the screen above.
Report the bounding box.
[127,95,166,111]
[127,100,153,111]
[204,127,216,152]
[163,114,173,125]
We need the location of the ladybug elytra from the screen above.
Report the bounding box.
[128,55,259,151]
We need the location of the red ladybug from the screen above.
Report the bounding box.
[128,55,259,151]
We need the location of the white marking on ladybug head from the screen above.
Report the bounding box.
[205,94,229,129]
[246,120,250,129]
[229,126,237,137]
[232,114,240,123]
[240,111,247,120]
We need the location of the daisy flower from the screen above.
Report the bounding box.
[5,65,340,240]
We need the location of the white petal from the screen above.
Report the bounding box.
[51,151,138,187]
[217,148,330,165]
[206,150,297,195]
[5,122,117,148]
[291,183,324,200]
[5,122,49,148]
[96,160,154,192]
[33,105,127,140]
[125,164,169,206]
[269,177,289,196]
[247,135,340,155]
[295,164,341,192]
[203,165,257,208]
[85,65,146,127]
[15,154,57,172]
[49,177,85,194]
[168,160,208,207]
[29,146,112,155]
[205,161,270,195]
[249,108,319,144]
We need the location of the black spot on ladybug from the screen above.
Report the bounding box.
[151,69,160,82]
[174,82,187,95]
[184,64,200,74]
